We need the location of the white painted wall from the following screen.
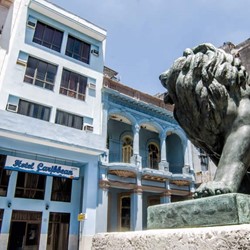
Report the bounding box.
[0,0,107,151]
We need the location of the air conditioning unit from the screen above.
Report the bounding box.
[6,103,18,112]
[88,83,96,90]
[16,58,27,66]
[83,124,94,132]
[27,20,36,29]
[91,49,99,57]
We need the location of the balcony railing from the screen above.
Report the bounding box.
[103,77,174,112]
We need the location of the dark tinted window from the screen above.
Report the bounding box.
[18,100,51,121]
[51,177,72,202]
[55,110,83,130]
[33,21,63,52]
[15,172,46,200]
[65,35,90,64]
[60,69,87,101]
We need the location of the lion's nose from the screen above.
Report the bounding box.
[159,70,169,87]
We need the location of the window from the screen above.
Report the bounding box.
[0,155,10,197]
[24,57,57,90]
[33,21,63,52]
[15,172,46,199]
[122,136,133,163]
[55,110,83,130]
[60,69,87,101]
[47,213,70,250]
[148,143,160,169]
[18,100,51,121]
[65,35,90,64]
[51,177,72,202]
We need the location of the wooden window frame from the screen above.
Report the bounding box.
[60,69,87,101]
[24,56,57,91]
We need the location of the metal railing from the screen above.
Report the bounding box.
[103,77,174,111]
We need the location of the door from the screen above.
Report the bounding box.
[8,211,41,250]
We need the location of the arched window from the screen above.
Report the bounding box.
[148,143,160,169]
[122,136,133,163]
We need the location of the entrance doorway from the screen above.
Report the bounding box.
[8,210,42,250]
[47,212,70,250]
[119,195,131,231]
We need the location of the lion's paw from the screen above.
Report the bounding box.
[193,181,233,199]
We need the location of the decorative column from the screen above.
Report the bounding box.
[161,180,171,204]
[102,100,109,137]
[160,192,171,204]
[159,132,169,171]
[130,186,143,231]
[189,181,196,199]
[97,179,110,233]
[183,140,192,174]
[81,161,99,238]
[130,124,142,169]
[95,164,109,233]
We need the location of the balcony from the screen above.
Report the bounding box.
[100,157,193,187]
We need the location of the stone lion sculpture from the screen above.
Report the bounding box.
[160,43,250,198]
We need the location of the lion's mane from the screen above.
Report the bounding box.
[161,44,249,164]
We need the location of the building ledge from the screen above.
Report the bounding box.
[100,161,194,186]
[106,163,138,178]
[29,0,107,41]
[0,110,106,155]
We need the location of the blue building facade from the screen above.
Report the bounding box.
[98,69,195,232]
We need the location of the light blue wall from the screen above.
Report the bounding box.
[107,107,186,170]
[108,119,132,162]
[0,136,100,241]
[108,188,120,232]
[167,134,184,173]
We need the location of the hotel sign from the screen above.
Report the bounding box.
[4,156,79,180]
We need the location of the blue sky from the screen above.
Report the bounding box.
[49,0,250,95]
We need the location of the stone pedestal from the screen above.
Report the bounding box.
[92,194,250,249]
[148,193,250,229]
[92,224,250,250]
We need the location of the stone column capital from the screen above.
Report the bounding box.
[159,131,167,141]
[133,123,140,133]
[161,191,171,197]
[99,180,110,191]
[133,186,143,194]
[103,102,110,110]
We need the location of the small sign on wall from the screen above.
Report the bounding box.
[78,213,87,221]
[4,156,80,179]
